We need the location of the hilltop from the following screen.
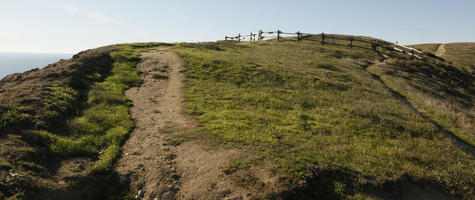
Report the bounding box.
[0,36,474,200]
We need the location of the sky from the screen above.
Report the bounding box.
[1,0,474,54]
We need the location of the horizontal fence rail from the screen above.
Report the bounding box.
[224,30,423,59]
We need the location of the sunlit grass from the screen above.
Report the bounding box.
[39,45,141,172]
[0,104,31,132]
[174,40,474,198]
[414,43,475,73]
[368,59,475,146]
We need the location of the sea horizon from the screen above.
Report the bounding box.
[0,52,73,79]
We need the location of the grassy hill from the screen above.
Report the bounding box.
[413,42,475,73]
[0,37,474,199]
[172,38,474,199]
[0,43,167,199]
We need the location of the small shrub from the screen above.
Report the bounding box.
[0,104,31,132]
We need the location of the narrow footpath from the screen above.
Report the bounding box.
[435,44,446,57]
[114,47,275,200]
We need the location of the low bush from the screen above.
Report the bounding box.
[0,104,31,132]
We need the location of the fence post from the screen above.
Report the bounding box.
[297,31,301,43]
[225,36,228,41]
[238,34,241,42]
[258,29,263,41]
[277,30,281,42]
[250,32,253,42]
[349,36,353,48]
[373,41,380,53]
[321,32,325,46]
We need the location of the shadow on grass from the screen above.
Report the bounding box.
[368,65,475,157]
[279,167,454,200]
[31,171,134,200]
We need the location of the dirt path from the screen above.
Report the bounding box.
[114,47,186,199]
[436,44,446,56]
[115,47,275,200]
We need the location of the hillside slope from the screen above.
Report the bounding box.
[0,43,167,199]
[172,38,474,199]
[0,37,473,199]
[413,42,475,73]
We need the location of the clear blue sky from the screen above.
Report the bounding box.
[1,0,474,53]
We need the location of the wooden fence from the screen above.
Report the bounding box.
[225,30,422,59]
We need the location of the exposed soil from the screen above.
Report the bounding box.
[2,44,469,199]
[436,44,446,57]
[115,47,280,200]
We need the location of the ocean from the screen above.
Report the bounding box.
[0,52,73,79]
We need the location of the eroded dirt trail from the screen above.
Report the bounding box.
[115,47,187,199]
[436,44,446,56]
[115,47,271,200]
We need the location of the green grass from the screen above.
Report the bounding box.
[164,123,196,146]
[0,161,13,170]
[441,43,475,73]
[411,43,441,53]
[368,59,475,146]
[414,43,475,73]
[224,159,249,175]
[173,39,474,198]
[0,104,31,132]
[38,45,142,172]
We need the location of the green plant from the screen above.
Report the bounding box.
[224,159,249,175]
[166,126,195,146]
[0,104,31,132]
[39,45,141,173]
